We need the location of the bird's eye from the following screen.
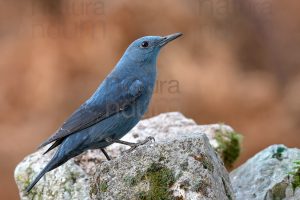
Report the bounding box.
[140,41,149,48]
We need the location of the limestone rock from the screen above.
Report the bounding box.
[15,148,90,200]
[230,144,300,200]
[106,112,241,168]
[15,112,237,200]
[90,132,234,199]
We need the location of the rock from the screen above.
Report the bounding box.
[90,132,234,199]
[106,112,241,168]
[15,148,91,200]
[230,144,300,200]
[15,112,238,200]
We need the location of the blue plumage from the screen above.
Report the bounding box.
[26,33,182,192]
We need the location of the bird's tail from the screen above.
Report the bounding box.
[25,152,63,193]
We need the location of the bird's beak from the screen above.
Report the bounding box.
[159,32,183,47]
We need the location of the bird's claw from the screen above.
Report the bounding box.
[123,136,155,154]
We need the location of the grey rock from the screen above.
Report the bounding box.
[106,112,241,168]
[230,144,300,200]
[14,148,90,200]
[90,132,234,200]
[15,112,237,200]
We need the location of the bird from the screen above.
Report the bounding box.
[25,32,182,192]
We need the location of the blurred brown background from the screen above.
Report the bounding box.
[1,0,300,199]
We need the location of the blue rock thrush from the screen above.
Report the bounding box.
[25,33,182,192]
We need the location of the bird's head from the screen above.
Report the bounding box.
[123,33,183,64]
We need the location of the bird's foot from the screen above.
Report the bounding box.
[104,136,155,154]
[123,136,155,153]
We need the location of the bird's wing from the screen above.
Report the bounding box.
[39,79,144,150]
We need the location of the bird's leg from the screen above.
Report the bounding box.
[105,136,155,153]
[100,148,111,161]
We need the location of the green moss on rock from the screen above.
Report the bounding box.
[99,181,108,192]
[289,160,300,191]
[139,163,175,200]
[215,128,242,168]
